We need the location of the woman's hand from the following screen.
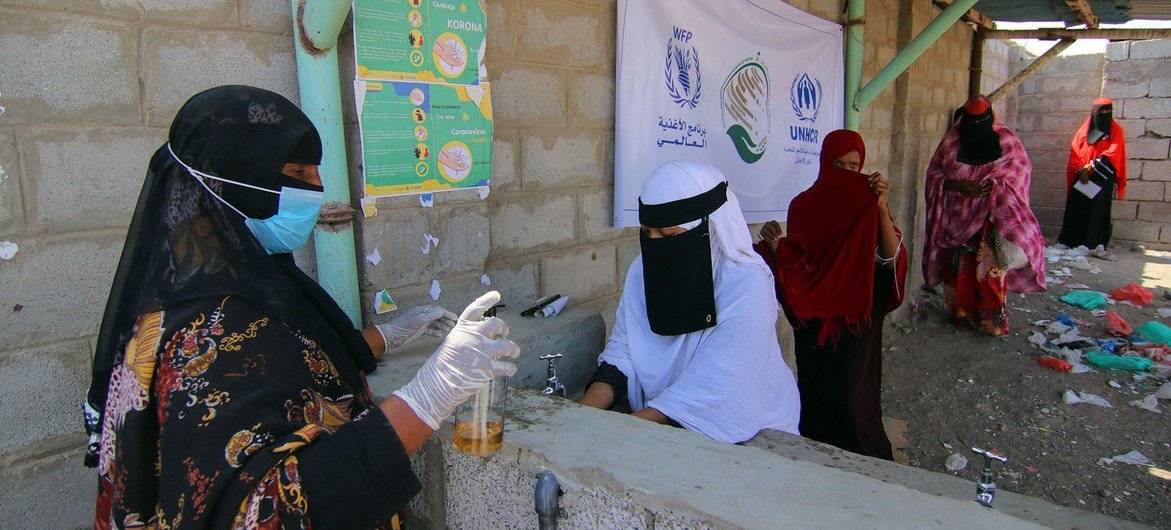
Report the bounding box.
[758,220,783,254]
[945,178,992,198]
[1075,165,1092,184]
[869,172,890,211]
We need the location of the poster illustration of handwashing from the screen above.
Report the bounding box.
[356,80,493,197]
[353,0,487,86]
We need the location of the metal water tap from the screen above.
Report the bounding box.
[540,353,567,398]
[972,447,1007,507]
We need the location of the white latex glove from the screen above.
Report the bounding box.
[375,305,458,353]
[393,291,520,429]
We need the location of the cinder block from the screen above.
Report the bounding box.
[1137,201,1171,222]
[1162,225,1171,244]
[1150,77,1171,99]
[485,0,517,60]
[1115,118,1146,138]
[616,237,640,286]
[1149,118,1171,138]
[437,203,489,273]
[0,234,123,350]
[580,187,629,241]
[1121,98,1171,120]
[517,1,610,69]
[1129,40,1171,61]
[0,133,21,235]
[143,29,297,126]
[490,64,567,128]
[1105,42,1130,62]
[483,260,539,306]
[0,447,94,529]
[490,131,519,191]
[1,0,138,17]
[489,193,575,252]
[521,131,605,190]
[540,244,617,302]
[1113,219,1162,242]
[21,128,166,234]
[0,12,139,125]
[1128,137,1171,160]
[1032,206,1064,230]
[362,207,432,289]
[567,70,615,129]
[1101,77,1149,99]
[0,341,91,454]
[1104,59,1165,84]
[1111,200,1138,221]
[1126,181,1166,202]
[1031,188,1068,209]
[1038,74,1101,96]
[141,0,238,24]
[243,0,292,32]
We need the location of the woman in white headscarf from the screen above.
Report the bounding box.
[579,160,800,443]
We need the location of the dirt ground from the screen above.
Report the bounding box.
[884,244,1171,528]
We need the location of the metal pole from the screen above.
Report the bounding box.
[844,0,865,131]
[292,0,363,326]
[987,38,1076,102]
[855,0,979,111]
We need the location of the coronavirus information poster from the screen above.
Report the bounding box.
[353,0,486,86]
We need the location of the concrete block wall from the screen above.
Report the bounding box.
[353,0,629,329]
[1011,50,1106,236]
[1102,41,1171,247]
[0,1,300,527]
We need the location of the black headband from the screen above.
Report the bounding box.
[639,181,728,228]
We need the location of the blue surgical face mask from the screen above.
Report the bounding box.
[168,143,324,255]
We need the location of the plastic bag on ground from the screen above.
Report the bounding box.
[1099,450,1154,466]
[1138,321,1171,346]
[1106,311,1134,337]
[1129,394,1161,413]
[1063,389,1113,408]
[1112,282,1154,306]
[1155,382,1171,400]
[1085,350,1154,371]
[1061,290,1108,309]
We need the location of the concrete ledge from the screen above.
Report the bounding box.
[402,390,1146,529]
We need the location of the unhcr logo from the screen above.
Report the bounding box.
[789,73,822,144]
[664,26,701,109]
[721,56,770,164]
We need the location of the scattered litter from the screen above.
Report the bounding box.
[1112,283,1154,306]
[1061,290,1108,309]
[1154,382,1171,400]
[1157,308,1171,319]
[945,453,968,472]
[421,234,440,254]
[374,289,398,314]
[1028,332,1048,347]
[1106,311,1133,337]
[1045,322,1073,335]
[478,187,490,200]
[1091,309,1107,317]
[1039,356,1072,371]
[1129,394,1161,413]
[429,279,441,300]
[1131,243,1146,252]
[942,442,953,450]
[1066,283,1091,290]
[1085,350,1154,372]
[419,193,433,207]
[365,247,382,266]
[537,296,569,318]
[360,196,378,218]
[1138,321,1171,346]
[1063,389,1113,408]
[0,241,17,260]
[480,274,491,286]
[1099,450,1154,467]
[1108,380,1122,388]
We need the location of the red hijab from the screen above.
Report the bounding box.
[758,130,904,345]
[1068,97,1127,198]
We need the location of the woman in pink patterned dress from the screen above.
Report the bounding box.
[922,96,1046,336]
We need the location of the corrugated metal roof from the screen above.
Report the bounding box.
[973,0,1150,24]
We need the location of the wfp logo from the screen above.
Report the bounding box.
[664,27,701,109]
[790,73,822,123]
[720,56,770,164]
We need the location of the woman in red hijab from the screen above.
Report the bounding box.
[754,129,907,460]
[1057,98,1127,258]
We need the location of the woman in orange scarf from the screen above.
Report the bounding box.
[1057,98,1127,258]
[754,129,907,459]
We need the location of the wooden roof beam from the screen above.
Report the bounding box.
[1064,0,1100,29]
[932,0,995,30]
[984,27,1171,40]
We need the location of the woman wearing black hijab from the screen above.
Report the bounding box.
[87,86,518,529]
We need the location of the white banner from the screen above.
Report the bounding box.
[615,0,843,226]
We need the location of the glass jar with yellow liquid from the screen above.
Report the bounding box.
[453,376,506,455]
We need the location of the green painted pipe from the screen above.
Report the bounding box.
[292,0,363,326]
[844,0,865,131]
[855,0,978,112]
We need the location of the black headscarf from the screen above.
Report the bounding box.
[1087,98,1114,145]
[85,85,376,466]
[956,95,1003,166]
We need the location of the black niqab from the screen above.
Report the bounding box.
[85,85,375,466]
[956,107,1003,166]
[1087,102,1114,145]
